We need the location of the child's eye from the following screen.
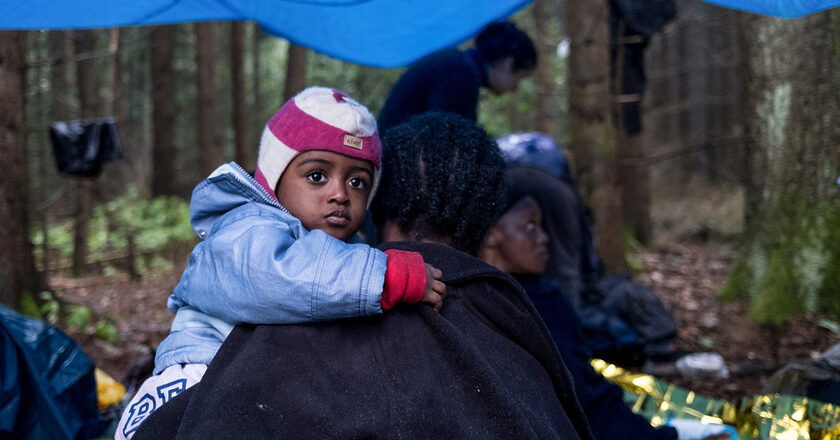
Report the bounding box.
[349,177,368,189]
[307,171,325,183]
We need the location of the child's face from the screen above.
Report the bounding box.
[275,150,374,242]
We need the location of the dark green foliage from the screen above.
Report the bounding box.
[31,186,194,274]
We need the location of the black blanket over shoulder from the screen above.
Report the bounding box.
[134,242,594,440]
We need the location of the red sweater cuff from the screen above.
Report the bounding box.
[381,250,427,310]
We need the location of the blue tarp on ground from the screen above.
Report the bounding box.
[0,305,99,440]
[1,1,838,67]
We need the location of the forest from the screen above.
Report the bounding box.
[0,0,839,439]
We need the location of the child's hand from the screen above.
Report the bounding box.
[423,264,446,312]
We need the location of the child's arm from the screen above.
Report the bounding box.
[380,251,446,312]
[170,216,440,324]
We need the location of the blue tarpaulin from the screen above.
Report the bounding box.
[701,0,840,17]
[0,0,838,67]
[0,0,531,67]
[0,305,99,439]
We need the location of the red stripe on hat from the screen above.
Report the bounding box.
[267,98,381,169]
[254,167,279,201]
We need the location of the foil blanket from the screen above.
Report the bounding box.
[591,359,840,440]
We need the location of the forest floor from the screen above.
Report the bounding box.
[49,241,839,404]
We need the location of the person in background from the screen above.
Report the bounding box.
[498,132,679,368]
[377,21,536,133]
[478,185,732,440]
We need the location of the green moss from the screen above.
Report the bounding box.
[725,198,840,323]
[720,257,750,301]
[750,249,803,324]
[818,258,840,317]
[817,206,840,316]
[596,124,616,156]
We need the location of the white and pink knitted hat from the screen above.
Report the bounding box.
[254,86,382,201]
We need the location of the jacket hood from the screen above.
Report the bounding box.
[188,162,285,238]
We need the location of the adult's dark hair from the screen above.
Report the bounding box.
[372,112,507,255]
[475,21,537,71]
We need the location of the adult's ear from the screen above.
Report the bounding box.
[483,225,503,248]
[478,225,508,272]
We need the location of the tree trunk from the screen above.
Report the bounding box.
[0,31,33,308]
[72,29,98,277]
[531,0,554,136]
[705,7,744,184]
[150,25,177,196]
[231,22,250,166]
[36,41,50,274]
[722,10,840,322]
[566,0,627,273]
[283,44,308,102]
[50,30,76,120]
[612,26,652,245]
[617,129,652,244]
[75,30,100,116]
[108,28,134,194]
[195,22,224,177]
[108,29,122,119]
[47,31,76,276]
[252,24,266,131]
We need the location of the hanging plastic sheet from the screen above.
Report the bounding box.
[592,358,840,439]
[50,117,122,178]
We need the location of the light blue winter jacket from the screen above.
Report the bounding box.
[154,162,387,373]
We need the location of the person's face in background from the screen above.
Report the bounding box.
[485,196,549,274]
[486,57,533,95]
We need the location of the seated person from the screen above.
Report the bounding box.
[498,132,678,367]
[132,112,595,440]
[478,186,731,440]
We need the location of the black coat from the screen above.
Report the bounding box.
[516,275,678,440]
[377,49,486,133]
[134,242,594,440]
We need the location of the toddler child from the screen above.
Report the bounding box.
[116,87,445,439]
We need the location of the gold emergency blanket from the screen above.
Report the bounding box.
[95,368,126,409]
[591,359,840,440]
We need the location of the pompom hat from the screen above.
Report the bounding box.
[254,86,382,203]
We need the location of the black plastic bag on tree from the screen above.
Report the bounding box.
[50,117,122,178]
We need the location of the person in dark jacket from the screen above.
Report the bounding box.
[478,187,730,440]
[132,113,594,440]
[498,132,679,367]
[377,21,536,133]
